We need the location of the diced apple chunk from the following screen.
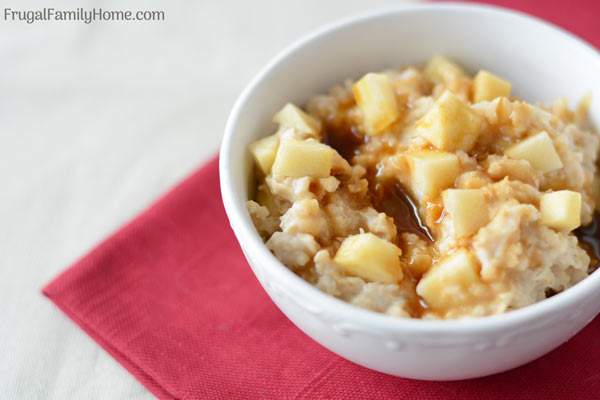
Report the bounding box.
[416,249,480,311]
[352,73,399,135]
[271,139,334,178]
[416,91,484,151]
[505,131,563,173]
[425,56,464,84]
[473,70,511,102]
[334,233,402,283]
[407,151,460,202]
[540,190,582,231]
[249,134,279,175]
[442,189,488,237]
[273,103,321,137]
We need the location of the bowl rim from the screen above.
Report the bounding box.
[220,2,600,333]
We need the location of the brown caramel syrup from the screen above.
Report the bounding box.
[371,181,434,242]
[323,121,432,242]
[575,212,600,274]
[323,122,364,161]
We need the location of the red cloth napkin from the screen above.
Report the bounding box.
[44,2,600,399]
[464,0,600,49]
[43,157,600,399]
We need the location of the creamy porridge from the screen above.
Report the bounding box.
[246,56,599,319]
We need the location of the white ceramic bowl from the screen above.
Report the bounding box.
[220,3,600,380]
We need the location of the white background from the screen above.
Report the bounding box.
[0,1,414,398]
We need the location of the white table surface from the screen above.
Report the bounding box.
[0,1,415,398]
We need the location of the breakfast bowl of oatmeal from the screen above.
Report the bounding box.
[220,4,600,379]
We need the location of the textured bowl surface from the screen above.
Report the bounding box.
[220,3,600,380]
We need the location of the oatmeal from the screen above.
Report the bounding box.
[246,56,599,319]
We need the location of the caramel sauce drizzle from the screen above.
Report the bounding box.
[323,122,364,161]
[371,180,434,242]
[322,119,433,243]
[575,212,600,274]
